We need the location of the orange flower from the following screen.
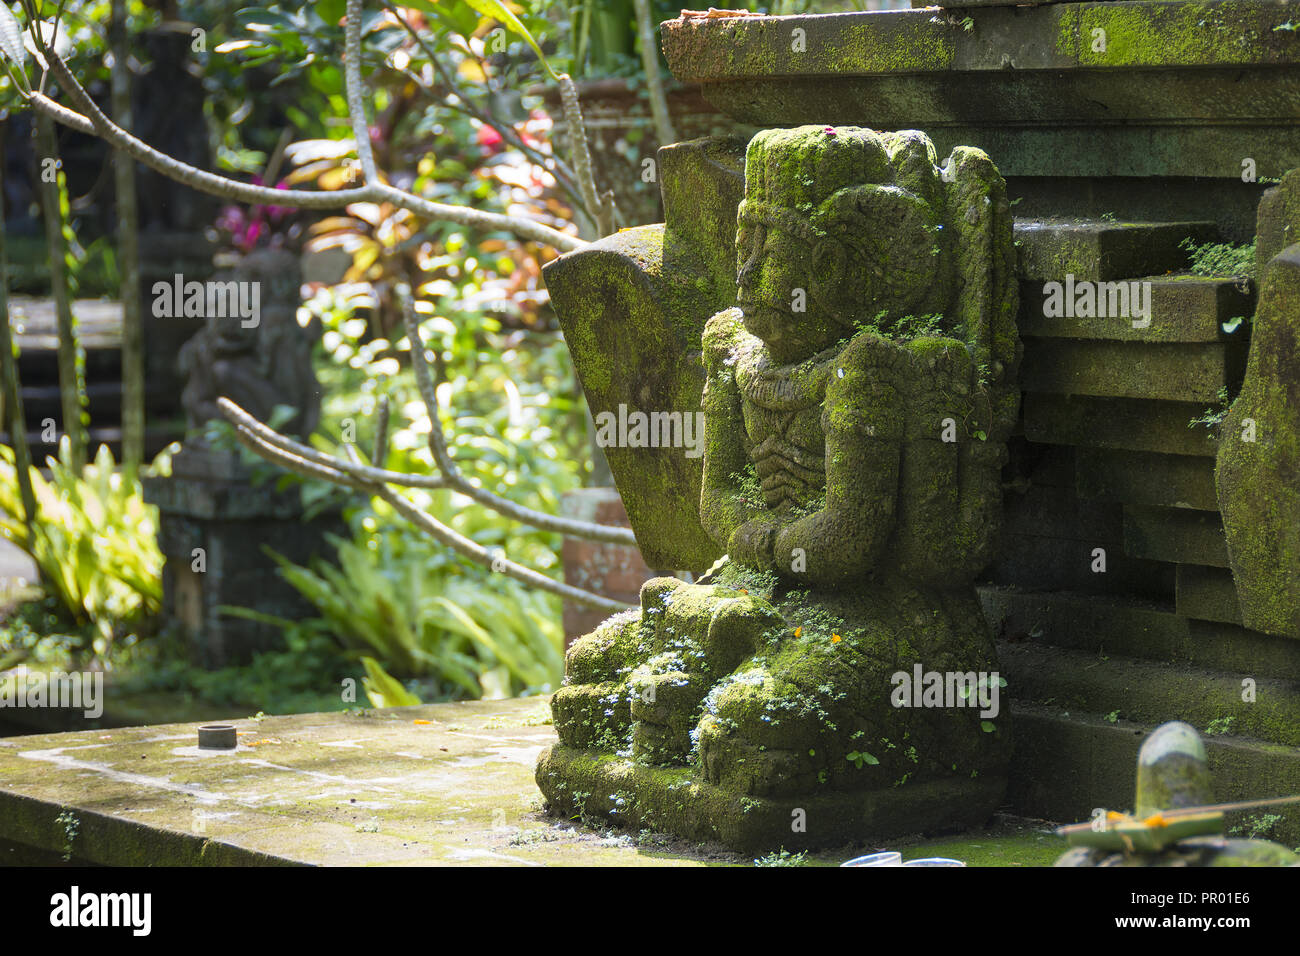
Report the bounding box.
[413,719,432,725]
[831,634,842,643]
[794,626,803,638]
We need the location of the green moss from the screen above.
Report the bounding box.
[1217,244,1300,637]
[828,22,955,74]
[1062,2,1276,68]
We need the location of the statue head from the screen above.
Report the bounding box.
[735,126,959,364]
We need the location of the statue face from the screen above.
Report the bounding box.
[735,207,844,364]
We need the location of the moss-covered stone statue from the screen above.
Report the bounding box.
[538,126,1021,851]
[1217,169,1300,637]
[1056,722,1299,866]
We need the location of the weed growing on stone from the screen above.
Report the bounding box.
[1206,715,1236,736]
[1180,236,1256,280]
[754,848,807,866]
[55,810,79,862]
[1189,386,1233,431]
[1231,812,1283,840]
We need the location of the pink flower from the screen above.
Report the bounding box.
[477,124,504,156]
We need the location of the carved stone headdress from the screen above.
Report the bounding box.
[739,124,1020,437]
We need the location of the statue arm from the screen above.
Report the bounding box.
[773,333,904,585]
[699,309,771,562]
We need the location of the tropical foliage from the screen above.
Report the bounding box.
[0,440,162,660]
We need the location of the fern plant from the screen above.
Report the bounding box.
[267,523,564,703]
[0,439,162,658]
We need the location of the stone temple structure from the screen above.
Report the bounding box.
[537,1,1300,853]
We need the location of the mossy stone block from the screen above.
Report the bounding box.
[1024,393,1219,457]
[1021,338,1244,403]
[1014,219,1214,282]
[1019,275,1254,343]
[1216,246,1300,637]
[1256,168,1300,270]
[1124,505,1230,568]
[1176,564,1243,626]
[1076,448,1218,511]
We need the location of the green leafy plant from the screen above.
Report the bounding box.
[0,440,162,659]
[846,750,879,768]
[1180,237,1256,281]
[1230,812,1282,840]
[360,655,422,707]
[1206,715,1236,736]
[1189,385,1233,432]
[55,810,79,863]
[754,848,806,867]
[270,520,565,701]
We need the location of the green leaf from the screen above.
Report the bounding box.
[0,3,27,68]
[981,720,996,733]
[360,656,421,708]
[458,0,559,81]
[317,0,347,26]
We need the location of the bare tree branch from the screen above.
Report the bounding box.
[217,398,443,489]
[221,401,631,613]
[371,395,391,468]
[16,2,639,613]
[633,0,677,147]
[345,0,379,185]
[25,47,586,251]
[395,284,637,545]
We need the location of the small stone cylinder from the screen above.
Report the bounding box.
[1135,721,1214,816]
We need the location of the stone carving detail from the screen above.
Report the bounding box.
[1217,169,1300,637]
[537,126,1021,850]
[179,247,321,440]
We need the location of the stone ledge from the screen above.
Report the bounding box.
[0,698,1065,866]
[1006,704,1300,846]
[0,699,626,867]
[999,641,1300,746]
[980,586,1300,677]
[664,2,1300,80]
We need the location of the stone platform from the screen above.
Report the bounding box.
[0,697,1067,866]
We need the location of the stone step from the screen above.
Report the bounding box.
[1007,441,1076,491]
[1013,218,1216,281]
[1019,275,1254,343]
[986,533,1175,602]
[998,641,1300,747]
[1124,505,1230,568]
[1177,564,1244,626]
[1006,704,1300,847]
[1002,485,1123,541]
[1075,448,1218,511]
[1020,337,1246,403]
[980,586,1300,680]
[1023,393,1219,458]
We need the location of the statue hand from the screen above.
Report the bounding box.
[728,517,780,571]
